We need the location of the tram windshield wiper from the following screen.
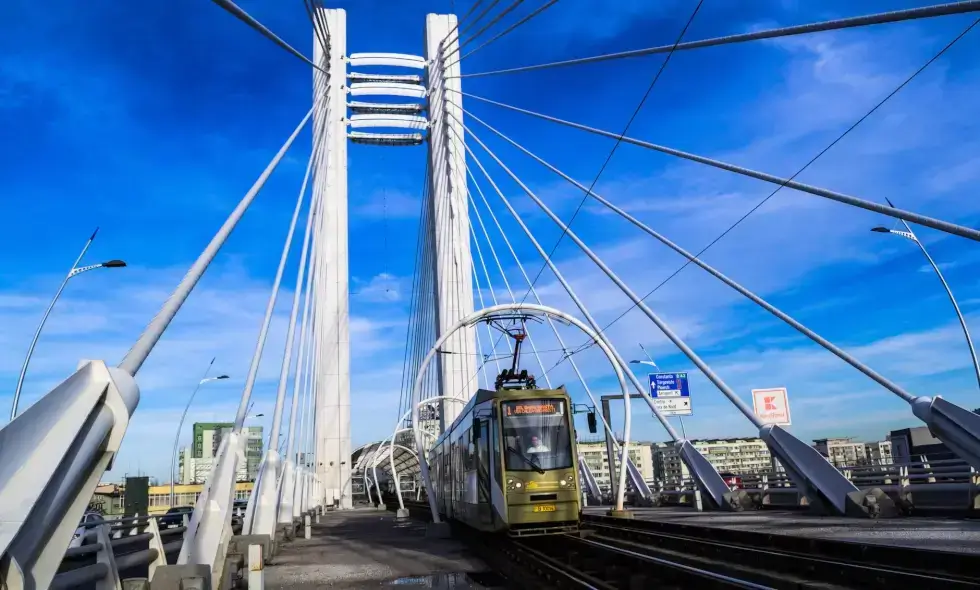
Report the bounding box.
[507,446,545,474]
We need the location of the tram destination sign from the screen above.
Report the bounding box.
[505,401,561,416]
[648,372,693,417]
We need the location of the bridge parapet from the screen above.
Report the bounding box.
[0,360,139,590]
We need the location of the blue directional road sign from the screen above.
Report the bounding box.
[648,372,692,416]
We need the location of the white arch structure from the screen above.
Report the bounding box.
[378,429,433,499]
[361,441,421,505]
[410,303,632,522]
[386,397,466,514]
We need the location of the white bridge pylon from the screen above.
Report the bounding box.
[408,303,633,521]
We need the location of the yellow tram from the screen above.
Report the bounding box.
[428,374,581,536]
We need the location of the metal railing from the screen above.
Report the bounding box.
[641,456,980,513]
[51,510,246,590]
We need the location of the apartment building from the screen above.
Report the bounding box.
[178,423,264,483]
[864,440,893,465]
[578,439,654,494]
[651,437,777,483]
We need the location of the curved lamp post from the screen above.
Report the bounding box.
[10,227,127,420]
[872,203,980,393]
[170,364,229,506]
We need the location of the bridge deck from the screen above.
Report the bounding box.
[265,506,502,589]
[584,506,980,553]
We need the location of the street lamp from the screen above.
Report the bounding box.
[10,228,127,420]
[170,359,229,507]
[871,199,980,393]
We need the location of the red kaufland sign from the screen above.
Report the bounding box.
[751,387,791,426]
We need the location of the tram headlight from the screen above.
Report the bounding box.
[507,477,524,491]
[559,479,568,487]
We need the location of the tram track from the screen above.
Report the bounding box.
[514,533,778,589]
[581,516,980,589]
[391,500,980,588]
[391,501,784,588]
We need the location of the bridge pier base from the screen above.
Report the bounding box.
[229,534,273,563]
[276,522,294,544]
[148,565,213,590]
[761,424,898,518]
[395,508,410,520]
[606,509,634,519]
[676,440,754,511]
[911,396,980,470]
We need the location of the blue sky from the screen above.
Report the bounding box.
[1,1,979,481]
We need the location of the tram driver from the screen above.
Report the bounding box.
[526,435,550,454]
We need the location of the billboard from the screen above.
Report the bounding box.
[751,387,791,426]
[649,372,692,417]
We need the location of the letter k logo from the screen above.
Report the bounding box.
[764,396,777,411]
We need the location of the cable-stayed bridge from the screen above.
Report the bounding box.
[3,1,980,588]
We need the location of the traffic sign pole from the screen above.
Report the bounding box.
[637,346,690,439]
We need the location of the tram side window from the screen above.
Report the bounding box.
[463,428,476,470]
[491,413,502,484]
[500,399,573,471]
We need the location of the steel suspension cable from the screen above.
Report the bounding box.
[119,108,312,377]
[468,189,552,386]
[267,148,318,450]
[397,168,432,419]
[469,247,503,380]
[291,207,318,464]
[449,0,527,62]
[420,166,445,418]
[466,165,621,441]
[455,1,980,78]
[455,14,980,346]
[465,110,925,404]
[302,0,330,64]
[465,124,769,426]
[404,190,431,421]
[505,0,705,308]
[281,175,322,463]
[463,141,680,439]
[439,0,487,53]
[470,270,492,389]
[209,0,328,75]
[459,0,504,40]
[427,90,482,421]
[468,214,516,359]
[445,0,560,69]
[458,90,980,243]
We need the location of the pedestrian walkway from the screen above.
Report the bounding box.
[265,507,504,588]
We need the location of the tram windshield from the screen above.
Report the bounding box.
[501,399,573,471]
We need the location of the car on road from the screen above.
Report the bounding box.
[720,472,743,490]
[159,506,194,529]
[69,511,105,548]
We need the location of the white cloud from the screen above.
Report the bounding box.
[0,260,409,481]
[5,8,979,487]
[351,272,404,303]
[470,23,980,448]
